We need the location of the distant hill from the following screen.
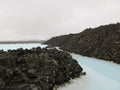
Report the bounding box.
[45,23,120,64]
[0,40,44,44]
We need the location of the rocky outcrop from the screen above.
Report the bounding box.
[0,47,83,90]
[45,23,120,64]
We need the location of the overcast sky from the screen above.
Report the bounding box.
[0,0,120,41]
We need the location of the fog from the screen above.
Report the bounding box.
[0,0,120,41]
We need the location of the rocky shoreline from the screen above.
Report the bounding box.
[0,47,83,90]
[44,23,120,64]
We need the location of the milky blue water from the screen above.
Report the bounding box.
[0,44,120,90]
[0,43,47,51]
[59,54,120,90]
[72,54,120,82]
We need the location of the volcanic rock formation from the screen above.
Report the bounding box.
[45,23,120,64]
[0,47,83,90]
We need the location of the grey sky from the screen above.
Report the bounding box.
[0,0,120,41]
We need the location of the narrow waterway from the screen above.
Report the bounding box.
[59,53,120,90]
[0,44,120,90]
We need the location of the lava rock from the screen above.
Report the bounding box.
[45,23,120,64]
[0,47,83,90]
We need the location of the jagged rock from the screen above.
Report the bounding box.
[45,23,120,64]
[0,47,83,90]
[81,72,86,75]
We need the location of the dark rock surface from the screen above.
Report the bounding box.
[44,23,120,64]
[0,47,83,90]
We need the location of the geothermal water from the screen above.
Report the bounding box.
[59,54,120,90]
[0,44,120,90]
[0,43,47,51]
